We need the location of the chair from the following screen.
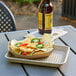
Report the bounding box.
[0,1,16,32]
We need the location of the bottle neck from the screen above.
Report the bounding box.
[43,0,50,4]
[47,0,50,3]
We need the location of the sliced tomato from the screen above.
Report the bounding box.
[38,42,44,44]
[21,51,27,56]
[19,43,28,47]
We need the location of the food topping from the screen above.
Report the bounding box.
[15,42,23,47]
[19,43,28,47]
[38,42,44,44]
[21,51,27,56]
[19,51,22,55]
[36,44,44,49]
[31,38,40,43]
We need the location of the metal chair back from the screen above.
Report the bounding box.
[0,1,16,32]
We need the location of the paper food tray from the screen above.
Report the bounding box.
[5,45,70,67]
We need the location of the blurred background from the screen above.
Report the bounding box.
[1,0,76,30]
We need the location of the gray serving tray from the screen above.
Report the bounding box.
[5,45,70,67]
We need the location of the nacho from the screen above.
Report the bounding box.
[8,34,54,59]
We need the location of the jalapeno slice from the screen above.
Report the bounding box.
[36,44,44,49]
[19,51,22,55]
[31,38,40,43]
[15,42,23,47]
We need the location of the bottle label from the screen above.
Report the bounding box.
[45,12,53,30]
[38,12,43,29]
[38,12,53,30]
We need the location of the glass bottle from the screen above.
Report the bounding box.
[38,0,53,34]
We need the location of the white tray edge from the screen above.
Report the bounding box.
[5,45,70,67]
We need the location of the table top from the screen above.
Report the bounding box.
[0,25,76,76]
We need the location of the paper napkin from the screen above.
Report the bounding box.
[24,28,68,40]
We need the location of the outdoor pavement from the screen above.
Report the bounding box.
[14,1,76,30]
[15,13,76,30]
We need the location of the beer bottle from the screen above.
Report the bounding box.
[38,0,53,34]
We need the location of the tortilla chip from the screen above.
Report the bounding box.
[42,33,53,42]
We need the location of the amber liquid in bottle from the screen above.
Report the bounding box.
[38,0,53,34]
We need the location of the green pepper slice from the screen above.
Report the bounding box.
[15,42,23,47]
[31,38,40,43]
[36,44,44,49]
[19,51,22,55]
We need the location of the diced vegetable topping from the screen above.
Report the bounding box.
[21,51,27,56]
[36,44,44,49]
[15,43,23,47]
[31,38,40,43]
[19,51,22,55]
[19,43,28,47]
[38,42,44,44]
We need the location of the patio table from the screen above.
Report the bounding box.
[0,25,76,76]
